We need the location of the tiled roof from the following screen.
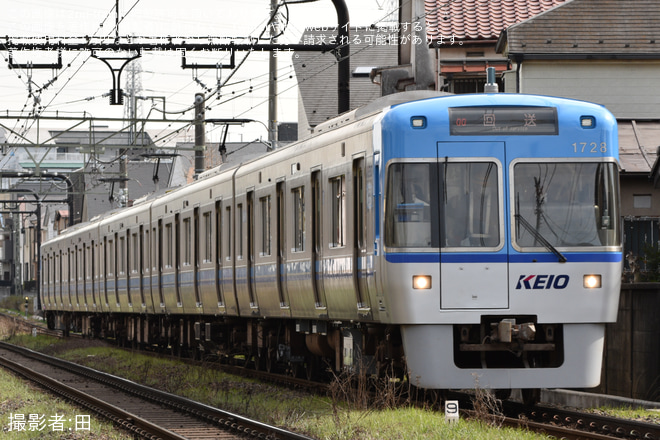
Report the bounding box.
[620,120,660,174]
[501,0,660,56]
[425,0,566,42]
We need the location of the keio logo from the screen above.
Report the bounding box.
[515,274,569,290]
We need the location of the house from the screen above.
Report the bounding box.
[426,0,566,93]
[294,26,398,136]
[294,1,566,132]
[496,0,660,271]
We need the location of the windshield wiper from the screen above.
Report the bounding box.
[515,213,567,263]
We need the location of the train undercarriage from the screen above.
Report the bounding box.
[45,311,406,381]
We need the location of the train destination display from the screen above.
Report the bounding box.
[449,106,558,135]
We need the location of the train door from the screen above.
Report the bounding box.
[352,158,371,312]
[193,207,201,306]
[214,200,224,307]
[174,214,182,306]
[139,226,146,307]
[310,171,326,309]
[157,220,164,308]
[437,142,508,309]
[276,181,290,307]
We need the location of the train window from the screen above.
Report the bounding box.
[385,164,433,248]
[152,226,158,272]
[513,162,620,248]
[237,203,244,259]
[107,239,115,276]
[144,228,150,274]
[225,206,231,260]
[165,223,173,268]
[132,232,139,273]
[330,176,345,248]
[204,211,212,263]
[119,236,126,275]
[443,162,500,248]
[183,218,191,266]
[292,187,305,252]
[260,196,271,256]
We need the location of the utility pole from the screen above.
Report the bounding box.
[268,0,279,149]
[194,93,206,179]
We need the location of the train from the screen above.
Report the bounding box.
[41,91,622,400]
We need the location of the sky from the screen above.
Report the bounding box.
[1,0,398,145]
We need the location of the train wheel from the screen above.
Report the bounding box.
[289,361,303,378]
[305,355,319,381]
[521,388,540,406]
[265,347,277,373]
[494,389,512,401]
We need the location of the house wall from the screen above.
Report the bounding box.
[503,60,660,119]
[621,175,660,218]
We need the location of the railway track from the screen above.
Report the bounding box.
[2,314,659,440]
[502,400,660,440]
[0,339,313,440]
[453,394,660,440]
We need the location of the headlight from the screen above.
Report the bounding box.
[583,274,602,289]
[413,275,432,289]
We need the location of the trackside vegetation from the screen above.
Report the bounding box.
[1,327,555,439]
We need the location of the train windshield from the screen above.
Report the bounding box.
[513,162,620,249]
[384,161,501,249]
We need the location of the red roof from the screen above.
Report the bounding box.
[425,0,566,42]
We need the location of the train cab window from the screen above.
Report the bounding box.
[292,187,305,252]
[385,163,434,248]
[443,162,500,248]
[330,176,345,248]
[385,161,501,249]
[513,162,620,249]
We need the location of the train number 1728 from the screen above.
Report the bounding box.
[572,142,607,153]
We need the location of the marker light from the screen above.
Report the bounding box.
[580,116,596,128]
[413,275,432,289]
[411,116,427,128]
[583,274,602,289]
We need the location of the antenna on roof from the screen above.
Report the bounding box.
[485,67,499,93]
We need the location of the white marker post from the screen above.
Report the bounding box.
[445,400,459,424]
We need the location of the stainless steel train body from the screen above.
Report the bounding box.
[41,91,622,391]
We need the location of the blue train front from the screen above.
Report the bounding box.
[375,94,621,391]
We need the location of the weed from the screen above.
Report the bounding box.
[470,375,505,427]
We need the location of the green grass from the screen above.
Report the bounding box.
[590,406,660,424]
[30,338,553,439]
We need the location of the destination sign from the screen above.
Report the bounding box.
[448,106,558,136]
